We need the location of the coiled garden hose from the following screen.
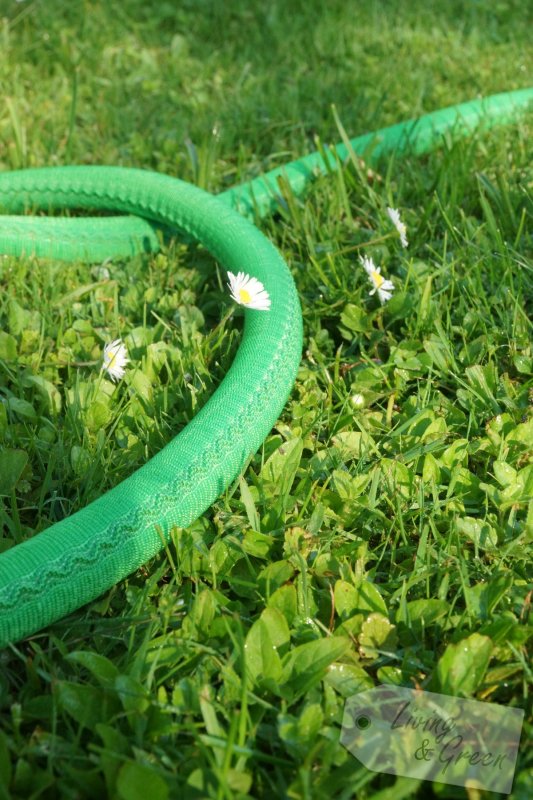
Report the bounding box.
[0,88,531,647]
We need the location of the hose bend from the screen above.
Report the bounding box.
[0,167,303,646]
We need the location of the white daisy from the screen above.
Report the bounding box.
[227,271,271,311]
[101,338,129,382]
[386,207,408,248]
[360,255,395,304]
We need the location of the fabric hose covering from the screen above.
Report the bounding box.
[0,87,532,646]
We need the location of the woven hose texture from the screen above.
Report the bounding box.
[0,167,303,646]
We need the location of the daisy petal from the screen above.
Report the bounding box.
[227,270,271,310]
[359,254,395,305]
[101,338,129,382]
[386,206,408,248]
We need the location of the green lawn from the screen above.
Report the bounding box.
[0,1,532,798]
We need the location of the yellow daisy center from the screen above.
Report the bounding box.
[239,288,252,304]
[371,270,384,288]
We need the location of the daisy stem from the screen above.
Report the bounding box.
[61,359,100,367]
[332,232,396,257]
[205,306,236,345]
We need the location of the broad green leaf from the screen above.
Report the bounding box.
[95,723,130,796]
[440,438,469,469]
[294,703,324,740]
[0,449,28,495]
[422,452,441,483]
[129,369,153,405]
[324,663,374,697]
[331,470,371,500]
[171,678,200,714]
[21,374,62,414]
[456,517,498,550]
[340,303,369,333]
[146,341,169,373]
[354,580,388,615]
[125,326,153,349]
[383,290,414,321]
[225,770,252,794]
[281,636,352,694]
[70,445,92,477]
[309,446,342,479]
[242,529,273,559]
[278,704,324,756]
[500,464,533,505]
[244,611,285,688]
[56,681,110,731]
[484,574,514,616]
[464,573,514,620]
[189,589,218,637]
[116,762,168,800]
[96,722,129,752]
[402,408,436,438]
[358,613,398,658]
[260,607,290,655]
[66,651,120,686]
[72,318,95,333]
[462,364,500,414]
[86,400,112,432]
[486,413,515,446]
[332,430,372,458]
[0,331,16,360]
[435,633,493,696]
[260,436,303,496]
[421,416,448,441]
[400,598,449,626]
[10,759,54,797]
[268,584,297,625]
[329,468,351,500]
[0,402,6,440]
[493,460,517,487]
[8,298,33,335]
[312,552,342,578]
[308,501,325,535]
[258,560,294,597]
[466,363,498,394]
[6,397,37,421]
[336,614,365,638]
[334,580,359,620]
[423,336,452,371]
[380,458,414,499]
[114,674,150,714]
[0,730,11,793]
[450,467,483,502]
[506,417,533,449]
[513,355,532,374]
[335,579,387,620]
[478,612,519,645]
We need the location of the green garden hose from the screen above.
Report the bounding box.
[1,88,532,261]
[0,88,532,647]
